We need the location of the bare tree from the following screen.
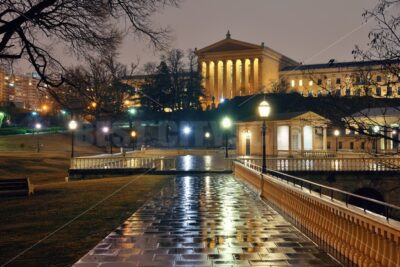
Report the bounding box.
[270,78,290,94]
[48,51,137,143]
[0,0,180,86]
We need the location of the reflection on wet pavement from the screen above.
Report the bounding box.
[74,175,340,267]
[174,155,231,171]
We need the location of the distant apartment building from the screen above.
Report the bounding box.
[0,69,48,110]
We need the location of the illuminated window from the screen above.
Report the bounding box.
[277,126,289,150]
[303,126,313,150]
[291,80,295,87]
[308,80,313,86]
[299,80,303,86]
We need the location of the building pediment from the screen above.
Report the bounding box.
[197,38,262,54]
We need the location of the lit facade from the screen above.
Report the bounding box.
[196,31,297,108]
[196,33,400,109]
[236,111,386,157]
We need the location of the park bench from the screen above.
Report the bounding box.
[0,178,34,197]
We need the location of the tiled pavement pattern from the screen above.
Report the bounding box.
[74,175,340,267]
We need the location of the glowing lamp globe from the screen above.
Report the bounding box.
[68,120,78,130]
[334,129,340,136]
[258,100,271,118]
[221,117,232,129]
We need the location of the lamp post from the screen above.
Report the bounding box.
[102,126,111,154]
[183,126,191,148]
[68,120,78,158]
[221,117,232,158]
[128,108,136,128]
[130,130,137,151]
[35,123,42,153]
[258,100,271,174]
[334,129,340,153]
[373,125,380,154]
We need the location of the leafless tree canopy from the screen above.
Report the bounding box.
[0,0,180,86]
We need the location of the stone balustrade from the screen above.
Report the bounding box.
[234,161,400,266]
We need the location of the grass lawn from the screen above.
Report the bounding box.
[0,175,171,267]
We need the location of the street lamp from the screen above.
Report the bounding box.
[221,116,232,158]
[334,129,340,153]
[128,108,137,128]
[102,126,112,154]
[35,123,42,153]
[183,126,191,148]
[130,130,137,151]
[373,125,380,154]
[258,100,271,173]
[68,120,78,158]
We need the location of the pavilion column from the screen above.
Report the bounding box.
[241,59,246,95]
[300,126,304,154]
[323,126,327,150]
[222,60,227,99]
[258,57,264,92]
[249,59,254,94]
[232,60,237,98]
[288,125,292,156]
[214,61,219,103]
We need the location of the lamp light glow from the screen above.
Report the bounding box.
[183,126,191,135]
[35,123,42,129]
[258,100,271,118]
[68,120,78,130]
[221,117,232,129]
[102,126,109,134]
[334,129,340,136]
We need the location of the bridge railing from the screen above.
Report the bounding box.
[240,157,400,171]
[70,156,176,171]
[234,160,400,266]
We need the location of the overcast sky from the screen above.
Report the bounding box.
[116,0,378,71]
[18,0,379,74]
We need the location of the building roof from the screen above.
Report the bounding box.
[280,59,400,72]
[352,107,400,118]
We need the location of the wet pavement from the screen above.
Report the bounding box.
[74,174,340,267]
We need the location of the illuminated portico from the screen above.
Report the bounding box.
[196,32,298,109]
[236,111,330,157]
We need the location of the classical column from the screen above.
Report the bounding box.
[232,60,237,98]
[300,126,304,153]
[214,61,219,102]
[258,57,264,92]
[249,58,254,94]
[205,61,210,97]
[241,59,246,95]
[323,126,327,150]
[288,125,292,156]
[222,60,227,99]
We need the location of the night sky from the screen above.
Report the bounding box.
[119,0,378,70]
[17,0,380,73]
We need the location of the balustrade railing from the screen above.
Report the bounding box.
[242,157,400,172]
[70,156,176,171]
[234,160,400,266]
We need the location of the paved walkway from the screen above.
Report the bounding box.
[74,175,340,267]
